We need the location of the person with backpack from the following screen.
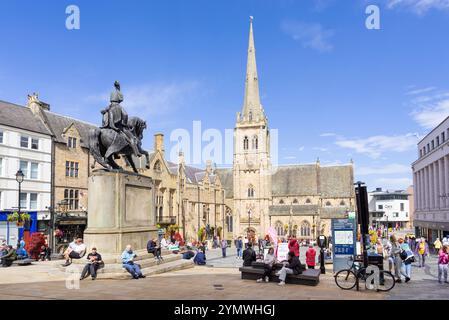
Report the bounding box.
[415,237,429,268]
[438,245,449,284]
[399,238,414,283]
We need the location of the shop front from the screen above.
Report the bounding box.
[0,211,38,245]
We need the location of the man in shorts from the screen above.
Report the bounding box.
[62,238,87,267]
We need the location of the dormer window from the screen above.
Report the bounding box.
[68,137,77,148]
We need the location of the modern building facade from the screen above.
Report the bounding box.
[0,100,53,243]
[215,19,355,240]
[412,116,449,242]
[368,188,410,229]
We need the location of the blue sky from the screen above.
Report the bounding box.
[1,0,449,190]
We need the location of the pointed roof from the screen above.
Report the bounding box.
[240,17,265,123]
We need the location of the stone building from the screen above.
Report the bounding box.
[122,134,229,242]
[215,19,355,240]
[412,115,449,242]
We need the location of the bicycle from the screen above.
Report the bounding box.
[334,256,395,292]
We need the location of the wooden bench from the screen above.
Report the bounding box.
[239,262,320,286]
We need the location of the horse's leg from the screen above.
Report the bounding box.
[107,155,122,170]
[126,154,138,173]
[138,143,151,169]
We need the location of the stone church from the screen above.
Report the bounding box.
[215,19,356,240]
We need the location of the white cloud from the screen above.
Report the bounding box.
[409,89,449,129]
[86,81,200,119]
[406,86,436,95]
[320,132,337,137]
[281,20,334,53]
[335,133,419,158]
[386,0,449,14]
[356,164,411,176]
[298,146,305,151]
[372,177,413,190]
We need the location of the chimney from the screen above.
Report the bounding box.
[27,93,50,115]
[154,133,164,154]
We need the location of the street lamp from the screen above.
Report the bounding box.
[15,169,25,215]
[248,209,251,237]
[384,214,389,239]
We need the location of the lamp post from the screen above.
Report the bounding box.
[248,209,251,239]
[384,214,389,239]
[15,169,24,215]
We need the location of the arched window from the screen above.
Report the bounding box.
[243,136,249,150]
[325,201,332,207]
[248,111,253,122]
[292,199,299,204]
[305,198,311,204]
[252,135,258,150]
[226,214,233,233]
[279,199,285,204]
[247,185,255,198]
[300,221,311,237]
[275,221,284,236]
[154,160,162,172]
[340,200,346,206]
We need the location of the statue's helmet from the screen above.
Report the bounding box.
[114,81,120,89]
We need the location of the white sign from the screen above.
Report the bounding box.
[334,230,354,245]
[276,243,289,262]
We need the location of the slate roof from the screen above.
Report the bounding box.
[215,168,233,199]
[319,165,354,198]
[0,100,52,136]
[268,204,320,216]
[43,111,97,148]
[272,165,318,196]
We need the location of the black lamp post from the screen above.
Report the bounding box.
[248,209,251,234]
[15,169,24,214]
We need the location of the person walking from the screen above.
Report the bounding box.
[399,238,413,283]
[390,235,403,283]
[305,245,316,269]
[384,238,393,273]
[257,247,276,283]
[221,238,228,258]
[438,245,449,284]
[235,236,243,259]
[415,237,429,268]
[434,238,442,256]
[288,236,300,258]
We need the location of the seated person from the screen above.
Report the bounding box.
[62,238,86,267]
[1,245,17,267]
[276,251,302,286]
[193,250,206,265]
[80,247,103,281]
[121,244,145,279]
[147,238,162,261]
[257,247,276,283]
[182,250,195,260]
[16,246,28,260]
[160,237,169,249]
[242,243,257,267]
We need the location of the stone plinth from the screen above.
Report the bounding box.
[83,170,156,255]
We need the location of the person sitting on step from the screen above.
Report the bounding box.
[62,238,86,267]
[147,238,163,261]
[121,244,145,279]
[1,245,17,267]
[80,247,103,281]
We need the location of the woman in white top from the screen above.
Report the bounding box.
[257,247,276,283]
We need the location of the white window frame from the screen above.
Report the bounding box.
[30,162,39,180]
[29,193,38,210]
[20,135,29,148]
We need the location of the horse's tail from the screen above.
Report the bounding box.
[88,128,102,168]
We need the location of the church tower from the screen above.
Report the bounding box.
[233,17,272,238]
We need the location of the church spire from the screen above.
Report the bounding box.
[240,16,265,123]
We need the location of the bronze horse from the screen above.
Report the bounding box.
[89,116,150,173]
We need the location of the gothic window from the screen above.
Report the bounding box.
[300,221,311,237]
[249,111,253,122]
[252,135,258,150]
[340,200,346,206]
[226,214,233,233]
[279,199,284,204]
[292,199,298,204]
[305,198,311,204]
[247,185,255,198]
[243,136,249,150]
[154,160,162,172]
[325,201,332,207]
[275,221,284,236]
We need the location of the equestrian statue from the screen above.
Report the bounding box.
[89,81,150,173]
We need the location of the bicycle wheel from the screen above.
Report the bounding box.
[335,269,357,290]
[377,270,395,292]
